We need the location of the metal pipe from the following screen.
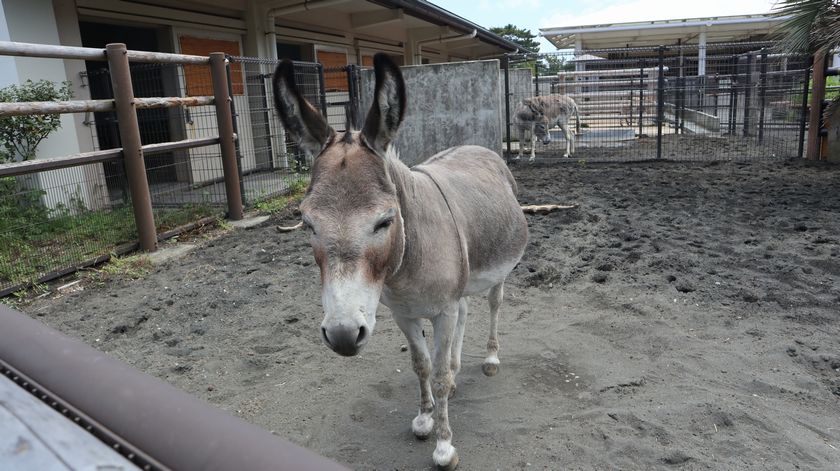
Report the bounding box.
[106,43,157,252]
[743,53,753,137]
[0,304,348,471]
[758,49,768,143]
[210,53,244,221]
[368,0,523,53]
[656,45,665,160]
[416,29,476,64]
[503,55,511,158]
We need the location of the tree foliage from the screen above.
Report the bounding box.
[773,0,840,53]
[490,24,540,53]
[0,79,73,163]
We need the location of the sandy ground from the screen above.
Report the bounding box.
[22,159,840,470]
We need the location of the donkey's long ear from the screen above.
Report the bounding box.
[272,60,333,157]
[361,53,406,154]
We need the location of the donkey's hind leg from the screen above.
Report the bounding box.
[449,297,468,397]
[560,122,572,158]
[482,282,505,377]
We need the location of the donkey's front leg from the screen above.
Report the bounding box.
[431,305,459,470]
[394,315,434,439]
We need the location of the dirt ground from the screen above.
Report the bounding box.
[22,159,840,470]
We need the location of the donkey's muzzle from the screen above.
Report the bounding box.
[321,324,368,357]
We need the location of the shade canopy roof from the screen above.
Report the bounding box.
[540,13,788,50]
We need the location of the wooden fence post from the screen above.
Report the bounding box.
[106,43,157,252]
[807,50,827,160]
[209,52,244,220]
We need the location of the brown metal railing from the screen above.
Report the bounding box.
[0,40,244,253]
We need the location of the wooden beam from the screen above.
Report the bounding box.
[351,8,404,30]
[407,26,452,42]
[441,37,481,51]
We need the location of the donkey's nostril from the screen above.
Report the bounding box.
[321,327,331,347]
[356,326,368,346]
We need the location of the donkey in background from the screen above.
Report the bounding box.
[272,54,529,469]
[513,94,579,161]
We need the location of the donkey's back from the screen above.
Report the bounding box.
[415,145,528,292]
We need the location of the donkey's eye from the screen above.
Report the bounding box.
[374,217,393,233]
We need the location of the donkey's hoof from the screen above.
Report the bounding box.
[482,362,499,377]
[435,453,459,470]
[412,413,434,440]
[434,443,459,470]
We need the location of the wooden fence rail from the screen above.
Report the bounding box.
[0,40,243,254]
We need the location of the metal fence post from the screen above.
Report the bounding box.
[534,58,540,97]
[210,52,244,220]
[743,53,754,137]
[345,64,361,129]
[758,48,768,143]
[105,43,157,252]
[316,63,328,117]
[638,60,645,136]
[503,55,511,158]
[656,45,665,160]
[798,57,812,159]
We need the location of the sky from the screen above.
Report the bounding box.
[431,0,781,51]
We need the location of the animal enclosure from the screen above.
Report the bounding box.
[21,160,840,469]
[503,43,811,162]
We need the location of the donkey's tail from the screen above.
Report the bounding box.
[574,103,581,135]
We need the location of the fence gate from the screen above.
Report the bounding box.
[503,43,810,162]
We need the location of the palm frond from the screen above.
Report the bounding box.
[771,0,836,52]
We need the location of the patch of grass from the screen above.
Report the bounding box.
[0,193,219,291]
[91,254,153,282]
[253,179,308,215]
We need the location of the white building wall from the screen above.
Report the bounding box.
[1,0,92,212]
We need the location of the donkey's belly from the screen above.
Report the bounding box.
[463,257,520,296]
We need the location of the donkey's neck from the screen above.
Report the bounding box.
[385,151,416,203]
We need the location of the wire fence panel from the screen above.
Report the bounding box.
[503,43,810,162]
[0,161,135,291]
[86,63,228,214]
[229,57,362,205]
[0,54,348,295]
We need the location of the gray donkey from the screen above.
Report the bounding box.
[272,54,528,469]
[514,94,579,161]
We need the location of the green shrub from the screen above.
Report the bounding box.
[0,79,73,163]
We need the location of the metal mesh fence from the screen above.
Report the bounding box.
[504,43,810,162]
[0,57,349,295]
[86,63,228,214]
[230,58,361,205]
[0,162,135,292]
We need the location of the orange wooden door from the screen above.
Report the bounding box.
[178,36,243,96]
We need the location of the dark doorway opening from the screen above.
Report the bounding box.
[79,21,182,200]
